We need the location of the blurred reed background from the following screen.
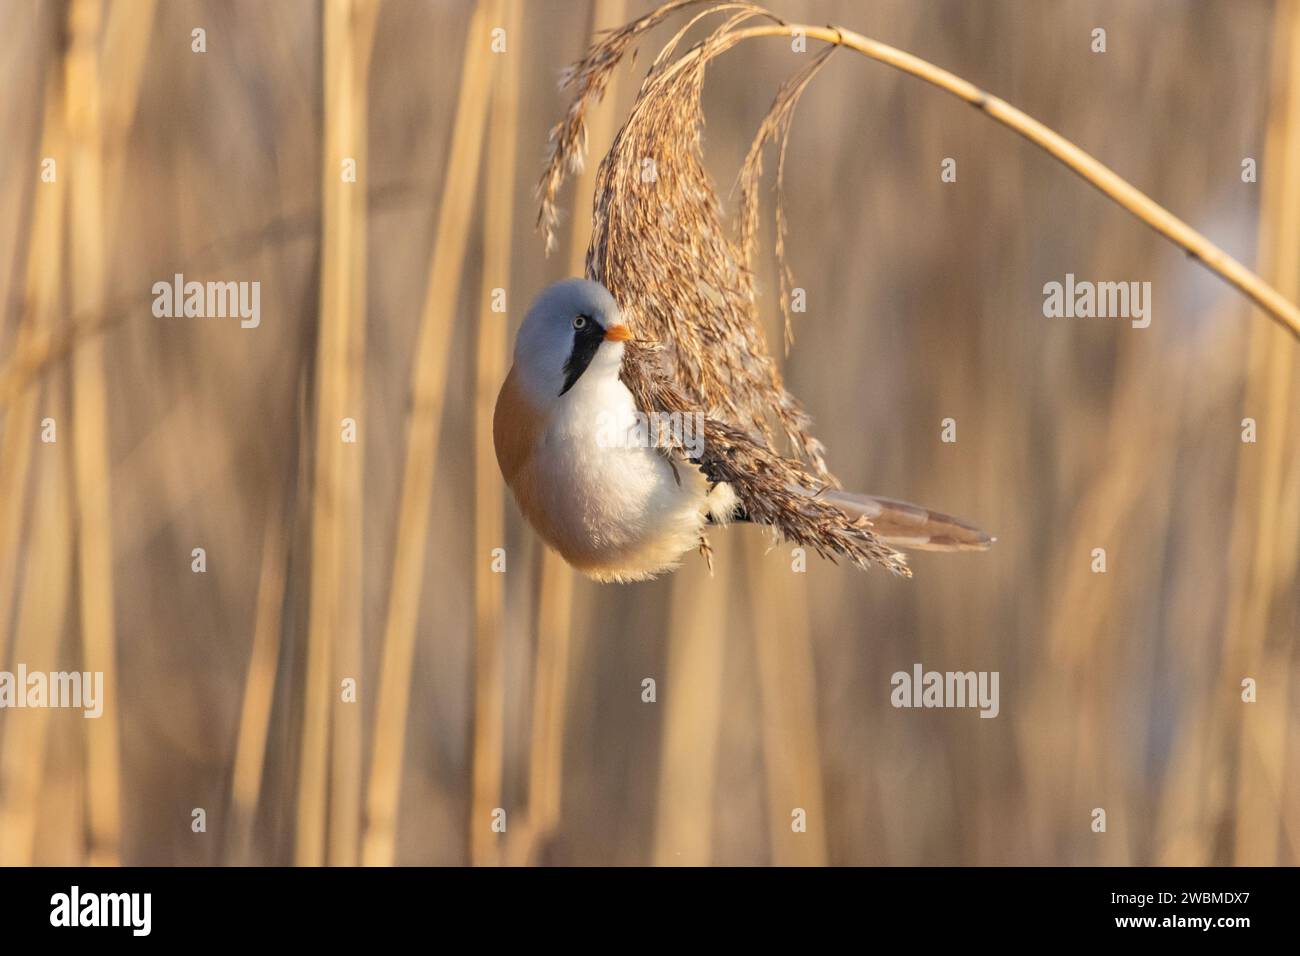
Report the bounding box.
[0,0,1296,865]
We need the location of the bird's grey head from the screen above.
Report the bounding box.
[514,278,630,402]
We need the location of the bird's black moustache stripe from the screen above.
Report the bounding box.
[559,315,606,395]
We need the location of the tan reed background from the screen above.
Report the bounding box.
[0,0,1296,866]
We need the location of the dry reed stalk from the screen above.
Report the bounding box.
[738,171,827,863]
[298,0,380,867]
[1154,722,1216,865]
[736,60,837,854]
[470,0,521,869]
[0,74,65,671]
[652,552,731,865]
[0,0,151,866]
[1224,0,1300,865]
[1024,342,1189,864]
[1154,473,1255,870]
[228,464,293,864]
[34,713,86,865]
[0,392,73,865]
[65,0,122,867]
[745,540,827,865]
[329,0,379,869]
[722,18,1300,342]
[516,556,573,862]
[100,0,156,227]
[362,0,496,867]
[515,579,569,857]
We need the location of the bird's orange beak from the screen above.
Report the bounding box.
[604,324,633,342]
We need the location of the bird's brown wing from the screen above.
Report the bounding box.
[619,342,911,576]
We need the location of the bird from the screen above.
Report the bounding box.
[494,278,993,583]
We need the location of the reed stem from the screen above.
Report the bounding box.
[724,21,1300,341]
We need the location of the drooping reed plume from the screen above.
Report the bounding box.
[540,0,911,575]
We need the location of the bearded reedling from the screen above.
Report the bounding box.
[500,2,995,582]
[494,279,993,583]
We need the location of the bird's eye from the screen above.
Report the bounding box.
[572,315,589,331]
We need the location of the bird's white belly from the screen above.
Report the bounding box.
[525,381,710,582]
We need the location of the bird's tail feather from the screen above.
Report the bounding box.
[813,489,994,552]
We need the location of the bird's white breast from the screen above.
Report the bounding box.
[504,356,713,582]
